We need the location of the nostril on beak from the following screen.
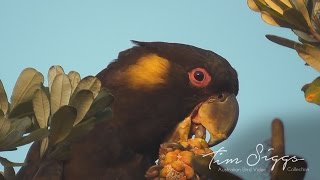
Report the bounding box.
[208,93,228,103]
[217,93,226,102]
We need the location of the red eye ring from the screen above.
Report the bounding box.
[188,68,211,88]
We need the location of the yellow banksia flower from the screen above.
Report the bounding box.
[158,149,196,179]
[146,138,212,179]
[171,161,185,172]
[164,151,179,164]
[184,164,195,179]
[179,151,193,166]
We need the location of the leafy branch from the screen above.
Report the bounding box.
[0,66,113,179]
[247,0,320,105]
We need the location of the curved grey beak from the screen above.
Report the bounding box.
[197,94,239,147]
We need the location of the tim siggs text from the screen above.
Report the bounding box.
[202,143,304,171]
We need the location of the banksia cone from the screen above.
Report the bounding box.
[180,138,212,155]
[146,138,213,180]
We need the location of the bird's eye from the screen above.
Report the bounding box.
[188,68,211,88]
[194,71,204,81]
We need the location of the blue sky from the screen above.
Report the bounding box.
[0,1,319,179]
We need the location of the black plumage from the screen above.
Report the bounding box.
[17,41,239,179]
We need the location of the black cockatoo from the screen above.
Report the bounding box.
[17,41,239,179]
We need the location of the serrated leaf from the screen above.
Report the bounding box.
[302,77,320,105]
[295,43,320,71]
[68,71,81,94]
[10,68,44,111]
[72,76,101,99]
[0,80,9,115]
[33,89,50,128]
[49,106,76,145]
[8,100,34,119]
[40,137,49,158]
[69,90,94,126]
[50,74,72,115]
[6,128,49,150]
[48,65,64,92]
[85,89,114,118]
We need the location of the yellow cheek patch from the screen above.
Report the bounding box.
[125,54,170,89]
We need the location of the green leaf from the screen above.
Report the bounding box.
[8,100,34,119]
[247,0,260,12]
[68,71,81,94]
[265,0,285,14]
[49,106,76,145]
[302,77,320,105]
[85,89,114,119]
[40,137,49,158]
[6,128,49,149]
[0,117,32,149]
[4,166,15,180]
[265,34,298,49]
[283,8,310,32]
[253,0,294,28]
[295,43,320,71]
[261,11,283,26]
[69,90,94,126]
[291,0,312,27]
[91,107,112,122]
[280,0,293,8]
[48,65,65,92]
[0,157,25,180]
[65,107,111,143]
[72,76,101,99]
[0,156,25,167]
[0,117,11,140]
[0,172,4,180]
[10,68,44,111]
[0,148,17,152]
[0,80,9,115]
[50,74,72,115]
[47,143,71,161]
[276,0,293,9]
[293,30,318,42]
[64,117,96,143]
[33,89,50,128]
